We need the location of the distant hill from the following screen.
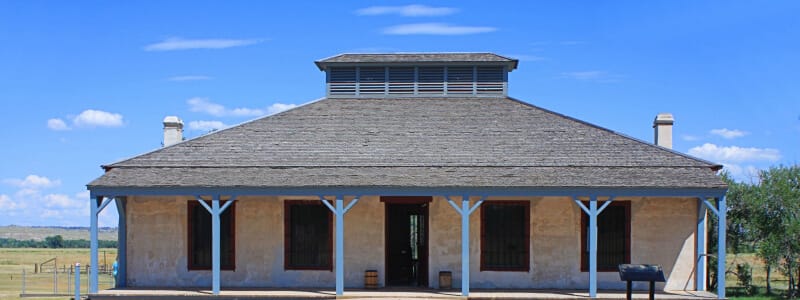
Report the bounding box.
[0,225,117,241]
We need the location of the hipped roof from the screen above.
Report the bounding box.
[89,97,725,190]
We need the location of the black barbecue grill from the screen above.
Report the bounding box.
[618,264,666,300]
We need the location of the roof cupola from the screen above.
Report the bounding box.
[315,53,518,98]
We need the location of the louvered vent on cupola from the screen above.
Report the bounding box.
[316,53,518,98]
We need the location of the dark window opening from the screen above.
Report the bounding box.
[284,201,333,270]
[481,201,530,271]
[187,200,235,270]
[580,201,631,272]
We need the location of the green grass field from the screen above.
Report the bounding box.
[0,248,116,300]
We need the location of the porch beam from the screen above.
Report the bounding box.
[445,195,485,297]
[696,197,707,291]
[702,199,720,216]
[717,196,726,299]
[114,197,127,288]
[320,195,360,296]
[89,186,727,199]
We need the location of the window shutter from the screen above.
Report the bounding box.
[418,67,445,94]
[329,67,356,95]
[476,66,504,95]
[388,67,415,95]
[359,67,386,95]
[446,66,474,94]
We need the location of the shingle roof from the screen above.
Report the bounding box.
[315,53,518,70]
[89,97,725,190]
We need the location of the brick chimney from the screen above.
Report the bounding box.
[163,116,183,147]
[653,113,674,149]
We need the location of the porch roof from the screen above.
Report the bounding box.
[88,97,725,193]
[315,52,519,70]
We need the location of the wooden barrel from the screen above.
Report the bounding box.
[439,271,452,289]
[364,270,378,289]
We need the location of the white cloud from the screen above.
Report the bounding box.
[0,194,22,210]
[688,143,781,163]
[710,128,748,139]
[144,37,261,51]
[168,75,212,81]
[681,134,700,141]
[73,109,124,127]
[3,175,61,189]
[47,118,70,131]
[44,193,84,209]
[721,163,762,183]
[0,180,112,226]
[267,103,298,115]
[188,120,228,132]
[383,23,496,35]
[187,97,265,117]
[356,5,458,17]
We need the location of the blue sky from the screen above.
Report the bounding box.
[1,1,798,226]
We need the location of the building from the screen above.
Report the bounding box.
[87,53,728,298]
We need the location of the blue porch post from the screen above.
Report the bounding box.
[717,196,726,299]
[696,197,707,291]
[573,196,613,299]
[114,197,127,288]
[320,195,360,296]
[90,196,99,293]
[445,195,484,297]
[90,196,113,293]
[196,195,236,295]
[211,198,221,294]
[588,198,598,297]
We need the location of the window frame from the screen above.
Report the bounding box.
[187,200,236,271]
[580,201,631,272]
[283,200,334,271]
[480,200,530,272]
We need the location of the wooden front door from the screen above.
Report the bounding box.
[384,197,429,286]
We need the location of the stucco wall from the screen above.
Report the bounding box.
[125,195,697,291]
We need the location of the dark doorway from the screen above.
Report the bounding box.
[383,197,429,287]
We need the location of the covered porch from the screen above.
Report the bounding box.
[86,186,728,299]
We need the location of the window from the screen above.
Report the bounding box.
[581,201,630,271]
[480,201,530,271]
[187,200,235,270]
[284,201,332,270]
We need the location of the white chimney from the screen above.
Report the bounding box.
[653,113,674,149]
[163,116,183,147]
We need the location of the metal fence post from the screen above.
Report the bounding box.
[21,269,25,295]
[53,258,58,294]
[75,263,81,300]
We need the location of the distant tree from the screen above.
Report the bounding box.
[752,165,800,297]
[44,235,64,248]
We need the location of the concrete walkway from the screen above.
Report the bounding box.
[91,288,719,300]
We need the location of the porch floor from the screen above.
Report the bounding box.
[90,288,719,300]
